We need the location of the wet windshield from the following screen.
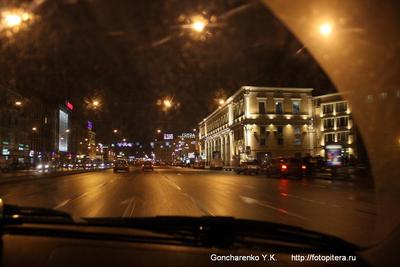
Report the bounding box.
[0,0,399,252]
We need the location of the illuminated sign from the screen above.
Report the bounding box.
[59,110,69,152]
[326,145,342,167]
[164,133,174,140]
[116,142,133,147]
[87,121,93,130]
[66,101,73,111]
[180,133,196,139]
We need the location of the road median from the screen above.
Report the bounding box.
[0,169,109,185]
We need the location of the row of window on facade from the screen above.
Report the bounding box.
[324,131,350,144]
[233,125,303,146]
[257,99,301,115]
[322,116,349,129]
[321,102,348,114]
[208,112,229,132]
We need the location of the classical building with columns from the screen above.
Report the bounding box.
[198,86,315,166]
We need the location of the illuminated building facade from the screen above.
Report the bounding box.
[198,86,315,165]
[313,93,357,159]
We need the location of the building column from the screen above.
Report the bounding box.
[229,131,234,166]
[220,136,224,164]
[225,134,229,166]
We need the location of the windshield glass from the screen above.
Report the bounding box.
[0,0,398,252]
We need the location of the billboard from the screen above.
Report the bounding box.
[326,145,342,167]
[59,109,69,152]
[164,133,174,140]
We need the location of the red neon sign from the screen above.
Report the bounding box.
[66,101,73,111]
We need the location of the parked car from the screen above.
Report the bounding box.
[193,161,205,169]
[235,160,261,175]
[172,160,183,167]
[209,158,223,170]
[113,159,130,173]
[0,156,10,173]
[266,158,307,178]
[142,161,154,171]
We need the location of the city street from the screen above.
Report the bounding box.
[0,166,375,246]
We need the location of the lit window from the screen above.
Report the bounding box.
[275,101,283,114]
[322,104,334,114]
[292,101,300,114]
[258,101,266,114]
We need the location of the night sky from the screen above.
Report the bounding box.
[1,0,335,143]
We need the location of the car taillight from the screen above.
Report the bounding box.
[301,165,307,169]
[281,164,287,170]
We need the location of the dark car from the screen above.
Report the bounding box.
[113,159,130,173]
[193,161,205,169]
[142,161,154,171]
[235,160,261,175]
[266,158,307,178]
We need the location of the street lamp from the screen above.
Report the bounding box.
[3,13,22,28]
[32,127,37,131]
[15,101,22,106]
[163,99,172,109]
[192,21,206,33]
[65,129,70,133]
[189,15,208,33]
[1,9,33,31]
[319,22,333,37]
[218,99,225,105]
[92,99,100,109]
[156,129,161,133]
[113,129,118,133]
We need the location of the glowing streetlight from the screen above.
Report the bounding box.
[218,99,225,105]
[92,100,100,108]
[113,129,118,133]
[15,101,22,106]
[319,23,333,37]
[192,21,206,32]
[1,9,33,30]
[156,129,161,133]
[65,129,70,133]
[3,14,22,27]
[163,99,172,109]
[32,127,37,131]
[122,138,126,142]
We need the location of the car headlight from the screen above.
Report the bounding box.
[44,164,49,169]
[36,164,43,169]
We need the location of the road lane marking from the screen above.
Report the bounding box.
[53,199,70,209]
[122,198,136,217]
[239,195,308,221]
[162,175,213,216]
[163,176,182,191]
[280,193,342,208]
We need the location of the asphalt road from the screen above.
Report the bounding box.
[0,166,376,246]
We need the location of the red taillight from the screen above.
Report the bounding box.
[281,164,288,170]
[301,165,307,169]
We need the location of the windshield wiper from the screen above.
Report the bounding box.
[1,202,73,224]
[83,216,359,252]
[0,202,358,253]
